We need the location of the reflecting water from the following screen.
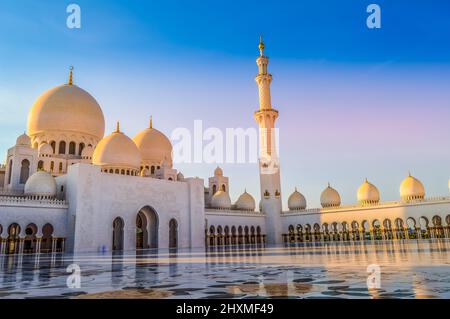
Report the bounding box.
[1,240,450,298]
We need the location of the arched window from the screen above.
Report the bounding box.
[50,161,54,172]
[115,169,119,174]
[212,184,217,195]
[151,166,155,174]
[59,162,63,173]
[7,159,12,184]
[19,159,30,184]
[69,141,76,155]
[37,160,44,170]
[78,143,85,156]
[121,169,125,175]
[222,184,226,192]
[50,141,56,153]
[58,141,66,154]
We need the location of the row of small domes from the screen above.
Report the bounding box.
[17,122,173,172]
[288,174,427,210]
[210,190,256,211]
[92,121,172,171]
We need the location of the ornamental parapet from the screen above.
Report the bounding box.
[206,208,265,216]
[0,194,68,208]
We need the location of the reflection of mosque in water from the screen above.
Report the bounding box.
[1,38,450,256]
[1,240,449,298]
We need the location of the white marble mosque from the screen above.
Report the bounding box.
[1,39,450,255]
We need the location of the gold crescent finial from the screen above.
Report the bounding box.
[150,115,153,129]
[115,121,120,133]
[258,35,265,56]
[68,66,74,85]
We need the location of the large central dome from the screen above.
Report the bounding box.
[27,83,105,140]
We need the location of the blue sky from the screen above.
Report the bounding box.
[1,0,450,208]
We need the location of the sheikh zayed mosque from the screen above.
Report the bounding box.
[1,39,450,255]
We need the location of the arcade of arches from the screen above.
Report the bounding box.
[206,225,266,247]
[283,215,450,244]
[0,222,64,255]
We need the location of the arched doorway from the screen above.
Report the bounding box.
[24,223,37,253]
[169,218,178,249]
[136,206,158,249]
[112,217,124,251]
[7,223,20,254]
[41,224,54,253]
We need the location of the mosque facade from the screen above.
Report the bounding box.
[1,40,450,255]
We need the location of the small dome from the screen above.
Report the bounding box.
[81,145,94,158]
[288,188,307,210]
[16,133,31,146]
[177,172,185,181]
[133,120,172,167]
[320,183,341,208]
[93,123,141,171]
[214,166,223,176]
[357,179,380,205]
[235,190,255,211]
[38,142,53,156]
[400,173,425,201]
[24,171,57,197]
[210,190,231,209]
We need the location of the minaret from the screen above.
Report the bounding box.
[254,36,283,245]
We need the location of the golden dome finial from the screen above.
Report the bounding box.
[149,115,153,129]
[258,35,265,56]
[115,121,120,133]
[68,66,74,85]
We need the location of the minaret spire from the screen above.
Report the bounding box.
[255,37,272,110]
[253,37,282,245]
[259,35,265,56]
[115,121,120,133]
[149,116,153,129]
[68,66,74,85]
